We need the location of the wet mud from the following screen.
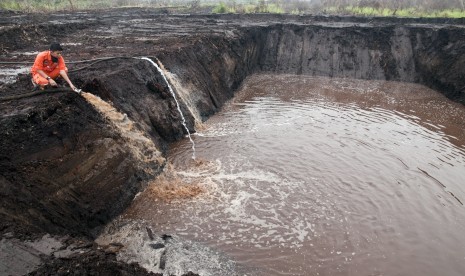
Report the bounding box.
[1,7,465,275]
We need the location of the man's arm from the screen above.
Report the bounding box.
[35,69,57,87]
[32,53,50,80]
[35,69,50,80]
[59,70,76,90]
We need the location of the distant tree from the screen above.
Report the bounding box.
[190,0,200,9]
[288,0,311,13]
[228,0,237,11]
[68,0,74,10]
[359,0,381,9]
[391,0,402,15]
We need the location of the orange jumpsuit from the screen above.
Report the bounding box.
[31,51,68,86]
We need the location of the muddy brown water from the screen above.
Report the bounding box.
[116,74,465,275]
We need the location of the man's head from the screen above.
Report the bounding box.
[50,42,63,51]
[49,43,63,58]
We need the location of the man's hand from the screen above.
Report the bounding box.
[70,84,82,94]
[48,79,58,87]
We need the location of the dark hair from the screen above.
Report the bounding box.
[50,42,63,51]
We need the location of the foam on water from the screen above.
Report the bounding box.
[134,159,333,252]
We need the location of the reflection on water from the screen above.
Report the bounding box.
[121,75,465,276]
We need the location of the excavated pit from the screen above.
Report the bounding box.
[1,8,465,275]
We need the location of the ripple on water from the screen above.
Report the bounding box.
[106,74,465,276]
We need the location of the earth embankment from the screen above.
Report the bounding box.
[1,8,465,274]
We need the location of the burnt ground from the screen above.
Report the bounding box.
[1,7,465,275]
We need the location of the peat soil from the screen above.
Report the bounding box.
[1,8,465,275]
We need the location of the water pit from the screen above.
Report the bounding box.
[2,10,465,275]
[99,74,465,276]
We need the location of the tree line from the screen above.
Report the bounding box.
[2,0,465,15]
[314,0,465,11]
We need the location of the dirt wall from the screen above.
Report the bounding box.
[155,22,465,118]
[0,92,155,237]
[156,30,267,119]
[255,24,465,104]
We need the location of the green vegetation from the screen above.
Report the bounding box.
[0,0,126,12]
[341,6,465,18]
[1,1,21,11]
[257,3,283,14]
[211,1,284,14]
[212,2,231,13]
[1,0,464,18]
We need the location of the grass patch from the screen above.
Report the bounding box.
[342,6,465,18]
[211,2,284,14]
[242,4,258,13]
[212,2,234,13]
[258,3,284,14]
[0,0,124,12]
[430,9,465,18]
[0,0,186,12]
[0,1,21,10]
[2,0,465,18]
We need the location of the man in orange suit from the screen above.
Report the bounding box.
[31,42,77,91]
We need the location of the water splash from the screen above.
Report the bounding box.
[146,163,207,203]
[140,57,196,159]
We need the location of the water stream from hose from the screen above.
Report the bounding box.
[140,57,196,160]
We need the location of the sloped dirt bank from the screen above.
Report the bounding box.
[1,8,465,275]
